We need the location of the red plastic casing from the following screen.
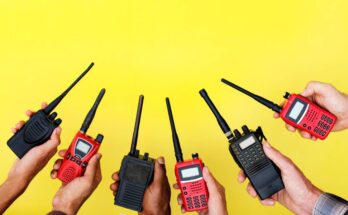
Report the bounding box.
[175,158,209,212]
[280,94,337,140]
[57,131,100,183]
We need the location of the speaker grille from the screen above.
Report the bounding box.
[121,183,145,209]
[247,159,269,176]
[61,167,76,183]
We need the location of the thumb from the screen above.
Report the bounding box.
[84,153,102,181]
[202,167,219,195]
[40,127,61,153]
[153,157,167,183]
[263,141,292,171]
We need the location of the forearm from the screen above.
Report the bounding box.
[0,177,28,213]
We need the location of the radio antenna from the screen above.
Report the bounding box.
[166,98,183,163]
[199,89,234,139]
[130,95,144,156]
[44,62,94,114]
[80,88,106,133]
[221,78,282,113]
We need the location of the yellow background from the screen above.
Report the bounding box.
[0,0,347,214]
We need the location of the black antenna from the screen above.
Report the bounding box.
[80,88,106,133]
[221,78,282,113]
[44,62,94,114]
[166,98,183,163]
[199,89,233,139]
[130,95,144,156]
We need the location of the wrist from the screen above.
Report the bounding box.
[52,199,82,215]
[298,186,323,215]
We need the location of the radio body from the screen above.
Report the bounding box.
[166,97,209,212]
[228,126,284,199]
[221,79,337,140]
[57,88,105,183]
[114,95,155,212]
[175,156,208,211]
[200,89,284,200]
[7,63,94,158]
[57,131,102,183]
[115,153,154,211]
[280,93,336,139]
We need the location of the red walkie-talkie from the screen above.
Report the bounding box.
[166,98,209,212]
[221,79,337,140]
[57,89,105,183]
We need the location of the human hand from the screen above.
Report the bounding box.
[238,141,322,215]
[110,157,171,215]
[50,150,102,215]
[174,167,228,215]
[274,81,348,140]
[0,103,61,214]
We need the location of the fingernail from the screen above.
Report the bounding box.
[158,157,165,164]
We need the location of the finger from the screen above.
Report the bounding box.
[299,130,311,139]
[301,81,331,97]
[50,169,58,179]
[311,136,317,141]
[154,157,167,183]
[177,193,183,205]
[285,124,296,132]
[53,159,63,170]
[238,169,246,183]
[202,166,220,195]
[173,183,180,190]
[247,183,257,198]
[11,127,18,134]
[263,141,292,171]
[58,149,67,157]
[181,205,186,213]
[15,121,25,130]
[112,172,120,181]
[26,110,35,117]
[273,112,280,119]
[84,153,102,181]
[39,127,62,155]
[110,182,119,192]
[260,199,276,206]
[41,102,48,109]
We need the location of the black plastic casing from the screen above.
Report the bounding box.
[7,110,60,158]
[114,153,154,211]
[229,126,284,200]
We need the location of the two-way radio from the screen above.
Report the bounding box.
[114,95,155,212]
[200,89,284,200]
[57,89,106,183]
[7,63,94,158]
[221,78,337,140]
[166,98,209,212]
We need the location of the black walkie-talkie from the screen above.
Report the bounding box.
[7,63,94,158]
[199,89,284,200]
[115,95,155,212]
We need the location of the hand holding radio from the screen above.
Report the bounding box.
[0,105,61,214]
[238,141,322,215]
[50,149,102,215]
[139,157,171,215]
[274,81,348,139]
[110,157,171,215]
[174,167,228,215]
